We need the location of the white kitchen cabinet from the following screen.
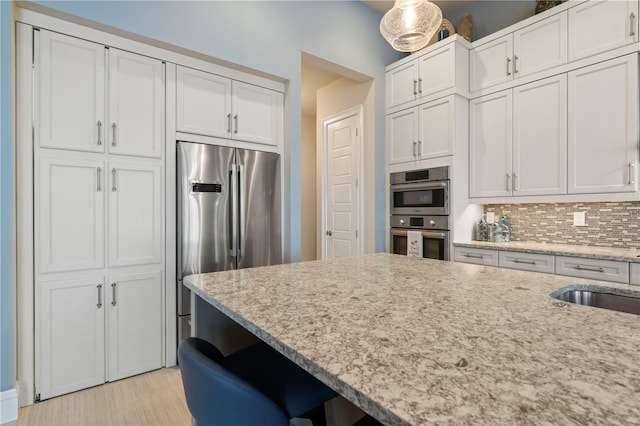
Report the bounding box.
[108,162,162,267]
[470,75,567,198]
[555,255,630,284]
[498,251,555,274]
[107,271,163,381]
[512,75,567,196]
[176,66,232,139]
[386,61,419,109]
[36,276,105,401]
[177,66,282,147]
[568,54,638,194]
[388,96,461,165]
[38,155,105,274]
[469,90,513,197]
[568,0,638,62]
[631,263,640,286]
[453,246,499,266]
[36,30,105,153]
[36,30,163,158]
[108,48,163,158]
[470,12,567,92]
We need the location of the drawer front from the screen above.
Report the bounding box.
[454,247,499,267]
[631,263,640,286]
[555,256,630,284]
[498,251,555,274]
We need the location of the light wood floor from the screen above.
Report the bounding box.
[7,367,191,425]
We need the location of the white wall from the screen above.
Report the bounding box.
[316,77,376,257]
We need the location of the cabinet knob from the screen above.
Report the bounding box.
[326,230,333,236]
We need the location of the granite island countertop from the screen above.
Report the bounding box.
[184,253,640,425]
[454,241,640,263]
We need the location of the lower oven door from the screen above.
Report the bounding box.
[390,228,450,261]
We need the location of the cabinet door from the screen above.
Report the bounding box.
[469,90,513,198]
[176,66,232,138]
[513,75,567,196]
[107,271,163,381]
[108,49,163,158]
[387,108,418,165]
[38,156,105,273]
[417,44,455,99]
[108,162,162,267]
[569,0,638,62]
[470,35,513,92]
[231,81,282,146]
[568,55,638,194]
[513,12,567,78]
[385,61,418,109]
[36,30,105,153]
[36,277,105,400]
[418,97,453,159]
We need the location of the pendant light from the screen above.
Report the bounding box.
[380,0,443,52]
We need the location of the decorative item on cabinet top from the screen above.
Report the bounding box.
[457,13,473,42]
[427,18,456,46]
[535,0,564,15]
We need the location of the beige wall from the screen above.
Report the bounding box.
[316,77,376,257]
[301,114,317,261]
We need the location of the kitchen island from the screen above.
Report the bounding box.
[183,253,640,425]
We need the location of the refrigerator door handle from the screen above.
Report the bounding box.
[230,164,238,257]
[238,163,246,258]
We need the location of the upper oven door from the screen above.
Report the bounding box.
[391,180,449,215]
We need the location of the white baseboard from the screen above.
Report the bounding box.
[0,388,18,424]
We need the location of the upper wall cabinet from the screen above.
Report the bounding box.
[176,66,283,147]
[470,12,567,92]
[36,30,163,158]
[386,38,469,110]
[568,0,639,62]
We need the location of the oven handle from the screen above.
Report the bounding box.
[390,228,448,239]
[390,181,448,191]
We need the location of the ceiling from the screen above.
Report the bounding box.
[362,0,477,18]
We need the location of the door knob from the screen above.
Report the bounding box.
[326,231,333,236]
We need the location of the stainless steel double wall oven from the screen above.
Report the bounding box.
[390,166,450,260]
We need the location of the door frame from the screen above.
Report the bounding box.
[320,106,364,260]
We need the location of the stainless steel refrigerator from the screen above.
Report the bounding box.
[177,141,281,347]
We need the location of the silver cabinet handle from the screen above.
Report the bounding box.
[513,55,519,74]
[506,173,511,191]
[629,163,635,185]
[412,141,417,157]
[234,114,238,134]
[418,77,422,94]
[97,121,102,145]
[97,284,102,308]
[111,123,117,147]
[506,57,511,76]
[513,172,519,191]
[111,168,117,192]
[465,253,483,259]
[227,113,231,133]
[413,79,417,95]
[575,265,604,273]
[631,12,636,36]
[418,140,422,157]
[111,283,117,306]
[513,258,536,265]
[97,167,102,192]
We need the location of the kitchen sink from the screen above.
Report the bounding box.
[550,285,640,316]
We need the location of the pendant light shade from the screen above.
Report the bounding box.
[380,0,443,52]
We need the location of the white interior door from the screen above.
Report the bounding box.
[107,271,163,381]
[325,113,360,259]
[36,276,105,400]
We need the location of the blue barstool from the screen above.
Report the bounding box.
[178,337,337,426]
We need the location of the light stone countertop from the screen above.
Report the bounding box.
[454,241,640,263]
[184,253,640,425]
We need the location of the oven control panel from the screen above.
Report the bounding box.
[390,215,449,230]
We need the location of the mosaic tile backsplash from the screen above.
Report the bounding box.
[484,202,640,249]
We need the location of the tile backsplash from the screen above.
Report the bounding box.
[485,202,640,249]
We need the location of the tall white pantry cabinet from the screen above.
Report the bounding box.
[34,29,164,400]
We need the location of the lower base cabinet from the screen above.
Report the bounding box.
[555,256,630,284]
[36,271,162,400]
[631,263,640,286]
